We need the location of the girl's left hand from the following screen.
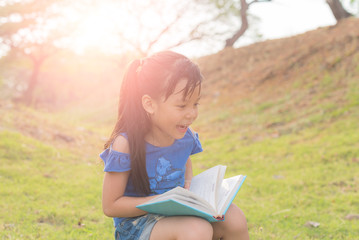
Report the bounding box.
[184,180,191,189]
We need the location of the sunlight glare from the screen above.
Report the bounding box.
[68,1,173,55]
[71,4,121,54]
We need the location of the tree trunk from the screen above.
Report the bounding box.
[225,0,249,48]
[326,0,353,22]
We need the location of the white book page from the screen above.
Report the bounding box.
[189,165,225,211]
[215,166,226,207]
[217,175,244,215]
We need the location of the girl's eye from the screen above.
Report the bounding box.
[177,105,186,108]
[194,103,200,107]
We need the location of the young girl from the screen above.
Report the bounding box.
[100,51,249,240]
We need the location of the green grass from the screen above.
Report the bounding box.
[0,130,114,239]
[191,61,359,238]
[1,50,359,239]
[1,101,358,239]
[2,81,358,239]
[194,115,359,239]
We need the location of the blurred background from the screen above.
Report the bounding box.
[1,0,357,110]
[1,0,359,239]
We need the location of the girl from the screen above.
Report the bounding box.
[100,51,249,240]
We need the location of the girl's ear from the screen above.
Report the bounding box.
[142,94,155,115]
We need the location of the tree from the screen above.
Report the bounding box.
[97,0,271,57]
[110,0,233,57]
[193,0,271,49]
[0,0,277,105]
[225,0,272,47]
[0,0,76,104]
[2,0,211,104]
[326,0,353,21]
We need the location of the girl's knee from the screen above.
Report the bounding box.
[183,217,213,240]
[151,216,213,240]
[223,204,248,234]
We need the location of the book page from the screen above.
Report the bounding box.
[215,166,226,207]
[189,165,226,210]
[217,175,245,215]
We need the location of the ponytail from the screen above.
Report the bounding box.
[105,59,151,196]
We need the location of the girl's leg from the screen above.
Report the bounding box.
[150,216,213,240]
[212,204,249,240]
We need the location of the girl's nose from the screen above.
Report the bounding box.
[186,107,198,119]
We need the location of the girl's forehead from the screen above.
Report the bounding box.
[173,85,201,101]
[173,78,190,92]
[161,77,201,101]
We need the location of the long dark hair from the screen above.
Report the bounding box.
[104,51,203,195]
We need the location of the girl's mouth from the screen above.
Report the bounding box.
[177,124,189,133]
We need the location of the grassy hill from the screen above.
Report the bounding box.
[1,17,359,239]
[194,17,359,239]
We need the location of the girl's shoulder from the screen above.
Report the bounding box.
[112,134,130,154]
[100,134,131,172]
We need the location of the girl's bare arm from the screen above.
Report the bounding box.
[102,171,156,218]
[102,135,156,218]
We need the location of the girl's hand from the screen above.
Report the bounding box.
[184,180,191,189]
[184,158,192,190]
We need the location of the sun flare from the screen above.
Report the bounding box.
[70,4,122,54]
[65,1,168,55]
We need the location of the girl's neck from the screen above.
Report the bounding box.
[145,130,175,147]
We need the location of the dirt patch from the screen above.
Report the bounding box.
[197,17,359,105]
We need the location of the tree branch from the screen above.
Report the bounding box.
[224,0,249,47]
[248,0,272,6]
[145,7,186,54]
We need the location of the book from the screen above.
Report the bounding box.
[136,165,246,222]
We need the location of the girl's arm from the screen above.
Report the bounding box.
[102,171,156,218]
[102,135,156,218]
[184,157,193,189]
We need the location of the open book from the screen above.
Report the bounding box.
[137,165,246,222]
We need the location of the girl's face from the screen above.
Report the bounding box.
[145,79,201,147]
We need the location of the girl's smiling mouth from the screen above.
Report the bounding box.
[177,124,189,133]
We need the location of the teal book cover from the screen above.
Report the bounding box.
[138,199,224,222]
[137,175,246,222]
